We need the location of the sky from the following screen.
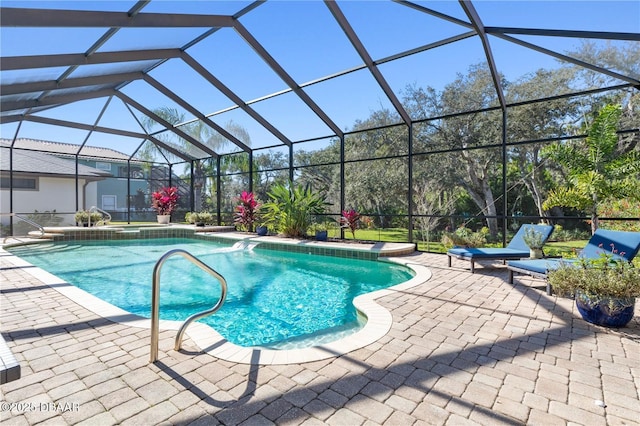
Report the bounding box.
[1,0,639,161]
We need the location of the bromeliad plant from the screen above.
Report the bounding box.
[340,209,360,239]
[151,186,179,215]
[234,191,261,232]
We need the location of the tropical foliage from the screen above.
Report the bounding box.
[542,104,640,234]
[151,187,179,215]
[145,42,639,246]
[262,182,328,238]
[339,209,361,239]
[234,191,261,232]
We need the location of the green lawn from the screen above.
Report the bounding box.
[108,221,591,258]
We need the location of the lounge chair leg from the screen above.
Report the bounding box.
[509,270,514,284]
[546,282,552,296]
[470,261,475,274]
[448,256,451,268]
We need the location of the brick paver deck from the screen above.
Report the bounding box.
[1,249,639,425]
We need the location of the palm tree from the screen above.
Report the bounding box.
[543,104,640,234]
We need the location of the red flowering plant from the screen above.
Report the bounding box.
[151,186,179,215]
[234,191,261,232]
[339,209,360,239]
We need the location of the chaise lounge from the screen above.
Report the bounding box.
[447,224,555,273]
[507,228,640,295]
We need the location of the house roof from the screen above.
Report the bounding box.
[0,138,134,161]
[0,146,112,179]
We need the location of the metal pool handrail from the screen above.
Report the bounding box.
[1,213,45,243]
[150,249,228,363]
[88,206,111,226]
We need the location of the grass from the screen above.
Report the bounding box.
[108,221,591,257]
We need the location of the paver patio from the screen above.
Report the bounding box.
[1,247,639,425]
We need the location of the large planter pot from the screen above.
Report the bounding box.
[529,248,543,259]
[575,290,636,328]
[256,226,268,236]
[315,230,328,241]
[157,214,171,224]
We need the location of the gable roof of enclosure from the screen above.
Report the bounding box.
[1,0,639,165]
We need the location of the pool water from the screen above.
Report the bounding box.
[8,238,413,348]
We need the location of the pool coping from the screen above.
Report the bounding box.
[0,236,431,365]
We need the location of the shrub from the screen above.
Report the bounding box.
[441,226,487,248]
[234,191,260,231]
[548,253,640,299]
[339,209,360,239]
[262,181,328,238]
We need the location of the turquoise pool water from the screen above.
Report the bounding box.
[8,238,413,348]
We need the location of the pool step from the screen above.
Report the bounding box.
[28,231,59,239]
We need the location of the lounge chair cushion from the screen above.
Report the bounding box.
[447,224,555,261]
[448,247,528,260]
[578,228,640,261]
[507,258,577,275]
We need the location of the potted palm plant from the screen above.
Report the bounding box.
[548,251,640,327]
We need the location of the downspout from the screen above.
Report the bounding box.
[82,180,90,211]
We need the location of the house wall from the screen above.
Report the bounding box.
[78,159,149,211]
[98,178,148,210]
[1,176,98,226]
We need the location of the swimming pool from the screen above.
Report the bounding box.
[7,237,415,349]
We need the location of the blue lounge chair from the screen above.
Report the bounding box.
[447,224,555,273]
[507,229,640,295]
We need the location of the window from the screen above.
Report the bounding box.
[0,177,37,190]
[102,195,116,210]
[95,162,112,171]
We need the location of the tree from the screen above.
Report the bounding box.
[505,68,580,218]
[542,104,640,233]
[141,108,251,211]
[405,64,504,237]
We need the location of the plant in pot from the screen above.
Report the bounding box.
[192,211,214,226]
[234,191,261,233]
[151,186,179,224]
[311,220,329,241]
[185,211,195,225]
[523,227,545,259]
[75,210,89,227]
[548,250,640,328]
[255,223,268,236]
[89,211,103,226]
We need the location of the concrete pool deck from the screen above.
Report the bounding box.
[1,241,639,425]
